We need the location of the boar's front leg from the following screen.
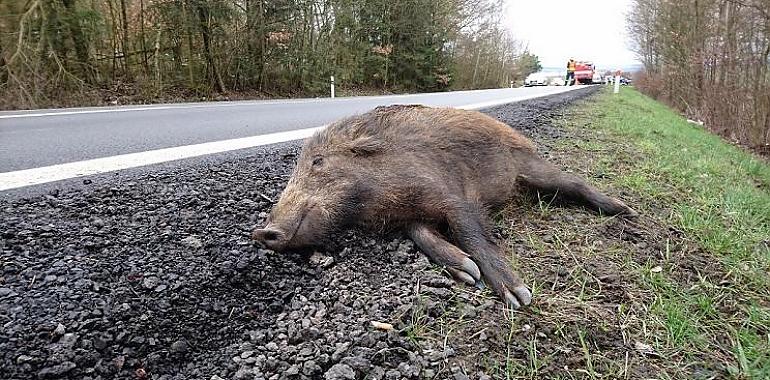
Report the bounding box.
[447,202,532,309]
[409,224,481,285]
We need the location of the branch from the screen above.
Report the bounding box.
[724,0,770,21]
[8,0,40,67]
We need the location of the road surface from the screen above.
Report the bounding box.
[0,86,584,192]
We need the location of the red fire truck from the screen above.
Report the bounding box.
[574,61,595,84]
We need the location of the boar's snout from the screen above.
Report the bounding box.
[251,225,288,251]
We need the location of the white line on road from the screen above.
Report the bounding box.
[0,86,567,119]
[0,86,583,191]
[0,94,422,119]
[0,88,524,119]
[0,105,183,119]
[0,97,384,119]
[0,127,324,191]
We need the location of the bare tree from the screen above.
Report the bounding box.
[0,0,541,109]
[628,0,770,147]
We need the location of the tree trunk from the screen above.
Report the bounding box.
[246,0,265,89]
[196,1,226,93]
[120,0,132,79]
[257,0,265,90]
[472,46,481,88]
[61,0,94,83]
[42,0,69,71]
[154,27,161,88]
[0,35,7,84]
[107,0,119,80]
[140,0,149,74]
[182,0,196,88]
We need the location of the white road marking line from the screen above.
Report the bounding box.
[0,100,352,119]
[0,86,568,119]
[0,97,378,119]
[0,127,324,191]
[0,86,584,191]
[0,106,181,119]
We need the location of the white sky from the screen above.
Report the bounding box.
[505,0,639,71]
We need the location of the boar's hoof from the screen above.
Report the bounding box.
[447,257,481,286]
[610,197,639,218]
[448,268,476,285]
[504,285,533,310]
[623,206,640,218]
[513,285,533,306]
[461,257,482,280]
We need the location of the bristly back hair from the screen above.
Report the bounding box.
[307,104,426,151]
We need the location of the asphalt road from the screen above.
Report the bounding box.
[0,86,582,174]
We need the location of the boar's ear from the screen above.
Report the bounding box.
[347,136,384,157]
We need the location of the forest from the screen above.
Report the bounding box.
[0,0,542,109]
[628,0,770,150]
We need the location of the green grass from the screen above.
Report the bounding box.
[396,86,769,379]
[567,87,770,378]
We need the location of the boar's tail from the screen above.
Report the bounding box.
[517,155,637,217]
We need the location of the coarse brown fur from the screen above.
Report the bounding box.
[252,104,636,308]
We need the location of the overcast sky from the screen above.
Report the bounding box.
[505,0,639,70]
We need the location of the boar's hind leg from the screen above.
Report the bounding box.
[409,224,481,285]
[447,203,532,309]
[519,156,637,217]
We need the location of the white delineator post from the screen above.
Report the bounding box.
[613,70,621,94]
[330,76,335,98]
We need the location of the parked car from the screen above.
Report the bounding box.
[592,72,603,84]
[525,72,565,87]
[607,76,632,85]
[524,72,550,87]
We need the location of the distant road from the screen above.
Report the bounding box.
[0,86,585,191]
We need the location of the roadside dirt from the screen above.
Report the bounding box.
[2,86,721,380]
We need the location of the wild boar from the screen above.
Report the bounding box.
[252,105,636,309]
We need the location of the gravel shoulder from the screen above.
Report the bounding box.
[2,87,608,380]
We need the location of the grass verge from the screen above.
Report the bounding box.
[402,87,769,379]
[569,87,770,378]
[520,86,770,378]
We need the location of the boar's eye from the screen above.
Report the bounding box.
[312,156,324,167]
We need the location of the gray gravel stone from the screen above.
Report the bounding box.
[58,333,78,347]
[324,363,355,380]
[170,339,189,353]
[142,276,160,290]
[452,369,470,380]
[385,368,402,380]
[234,367,253,380]
[16,355,34,364]
[240,350,254,359]
[181,236,203,249]
[37,361,76,379]
[285,364,300,376]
